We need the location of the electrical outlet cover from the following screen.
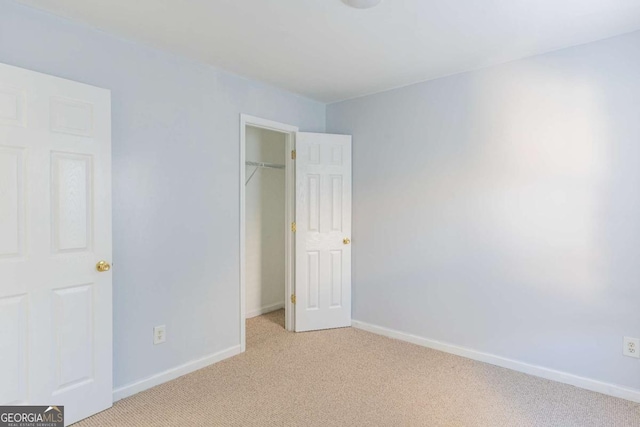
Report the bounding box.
[623,336,640,358]
[154,325,166,345]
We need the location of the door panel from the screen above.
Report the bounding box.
[0,83,26,127]
[0,62,111,426]
[329,250,343,308]
[0,294,28,404]
[295,132,351,332]
[52,283,94,393]
[0,146,24,258]
[51,152,93,253]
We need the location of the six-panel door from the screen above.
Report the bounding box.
[295,132,352,332]
[0,62,112,426]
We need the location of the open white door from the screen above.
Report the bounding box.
[295,132,351,332]
[0,63,112,425]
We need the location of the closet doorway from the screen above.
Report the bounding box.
[240,115,297,351]
[240,115,353,350]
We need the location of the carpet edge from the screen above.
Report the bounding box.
[112,344,242,402]
[351,320,640,403]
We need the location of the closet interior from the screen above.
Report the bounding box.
[244,126,288,322]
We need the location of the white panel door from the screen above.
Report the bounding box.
[0,62,112,425]
[295,132,351,332]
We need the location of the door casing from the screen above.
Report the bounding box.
[239,114,297,351]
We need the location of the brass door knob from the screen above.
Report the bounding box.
[96,260,111,272]
[343,238,351,245]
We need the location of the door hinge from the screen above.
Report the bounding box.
[291,150,296,160]
[291,294,296,304]
[291,222,296,232]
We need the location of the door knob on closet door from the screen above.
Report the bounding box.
[96,260,111,272]
[343,238,351,245]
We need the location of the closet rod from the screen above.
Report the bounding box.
[245,161,285,185]
[245,161,285,169]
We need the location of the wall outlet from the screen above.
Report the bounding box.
[623,336,639,358]
[153,325,166,345]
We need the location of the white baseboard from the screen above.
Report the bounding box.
[112,345,242,401]
[351,320,640,404]
[246,302,284,319]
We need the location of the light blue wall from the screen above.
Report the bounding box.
[328,30,640,390]
[0,0,325,388]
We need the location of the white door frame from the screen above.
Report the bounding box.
[239,114,297,352]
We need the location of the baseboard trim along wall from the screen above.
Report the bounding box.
[246,302,285,319]
[112,345,242,401]
[351,320,640,404]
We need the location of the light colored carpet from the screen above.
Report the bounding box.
[76,310,640,426]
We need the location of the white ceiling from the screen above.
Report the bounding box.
[16,0,640,103]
